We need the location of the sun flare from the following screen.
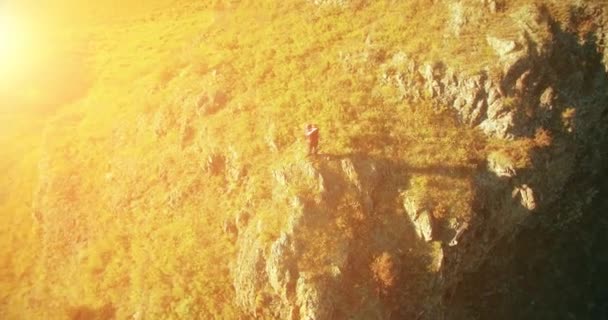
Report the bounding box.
[0,13,19,61]
[0,10,33,78]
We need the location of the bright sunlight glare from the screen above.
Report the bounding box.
[0,13,19,59]
[0,9,31,77]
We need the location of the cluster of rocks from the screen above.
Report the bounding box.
[379,4,556,139]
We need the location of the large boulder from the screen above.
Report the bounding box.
[403,194,434,242]
[487,151,517,178]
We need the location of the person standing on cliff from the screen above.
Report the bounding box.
[305,124,319,156]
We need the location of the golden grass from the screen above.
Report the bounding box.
[0,1,553,318]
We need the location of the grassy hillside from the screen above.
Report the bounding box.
[0,0,561,318]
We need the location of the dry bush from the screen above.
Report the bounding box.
[371,252,398,295]
[534,127,553,148]
[432,202,449,220]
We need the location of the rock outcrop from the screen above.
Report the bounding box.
[437,4,608,318]
[375,3,606,141]
[403,194,434,242]
[230,3,608,317]
[232,152,451,318]
[233,1,606,319]
[233,157,384,318]
[245,3,608,319]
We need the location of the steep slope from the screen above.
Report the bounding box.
[1,1,607,319]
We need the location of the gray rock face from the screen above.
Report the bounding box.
[403,195,434,242]
[296,273,336,320]
[487,36,517,57]
[449,2,467,37]
[487,152,517,178]
[381,52,517,137]
[375,4,577,139]
[449,221,470,247]
[232,157,384,319]
[539,87,555,110]
[512,184,537,211]
[449,0,502,36]
[266,233,296,304]
[233,236,267,315]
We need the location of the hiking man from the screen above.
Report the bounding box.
[305,124,319,155]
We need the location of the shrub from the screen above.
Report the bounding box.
[371,252,398,295]
[534,127,553,147]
